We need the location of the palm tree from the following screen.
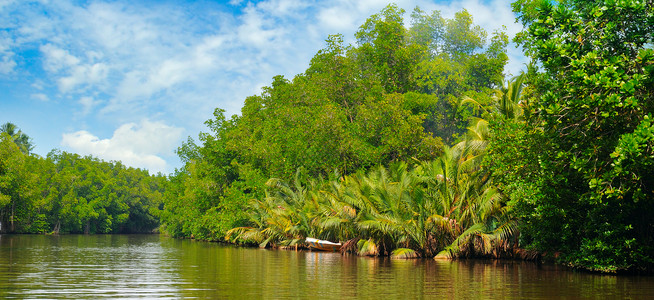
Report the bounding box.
[416,145,517,259]
[317,172,358,243]
[226,144,518,259]
[329,162,432,258]
[461,73,525,121]
[347,163,416,256]
[493,73,526,120]
[431,74,524,258]
[0,122,34,154]
[226,168,329,248]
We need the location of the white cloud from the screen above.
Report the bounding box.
[61,120,183,174]
[31,93,49,101]
[31,80,45,90]
[78,96,98,115]
[317,5,358,32]
[40,44,110,93]
[0,34,14,73]
[81,2,161,53]
[257,0,310,17]
[0,54,15,74]
[236,4,284,48]
[0,0,17,11]
[0,35,15,74]
[58,62,109,93]
[40,44,80,72]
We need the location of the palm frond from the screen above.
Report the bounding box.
[357,238,379,256]
[391,248,420,259]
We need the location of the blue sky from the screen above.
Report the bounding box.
[0,0,526,174]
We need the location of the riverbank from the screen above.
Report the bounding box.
[174,233,653,275]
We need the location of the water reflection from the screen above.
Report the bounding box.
[0,235,185,299]
[1,235,652,299]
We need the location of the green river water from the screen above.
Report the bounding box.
[0,234,651,299]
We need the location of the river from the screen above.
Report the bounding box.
[0,234,651,299]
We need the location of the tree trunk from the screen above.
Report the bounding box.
[53,221,60,234]
[10,200,15,232]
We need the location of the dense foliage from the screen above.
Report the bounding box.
[488,0,653,272]
[161,5,510,245]
[0,128,164,234]
[163,2,654,273]
[226,143,516,259]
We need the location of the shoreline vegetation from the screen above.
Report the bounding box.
[1,1,652,274]
[0,126,164,235]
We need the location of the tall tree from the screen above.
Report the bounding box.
[355,4,422,94]
[0,133,35,233]
[0,122,34,154]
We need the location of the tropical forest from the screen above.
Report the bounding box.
[1,0,652,275]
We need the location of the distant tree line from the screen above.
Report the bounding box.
[0,123,164,234]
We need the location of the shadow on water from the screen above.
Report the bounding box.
[1,234,652,299]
